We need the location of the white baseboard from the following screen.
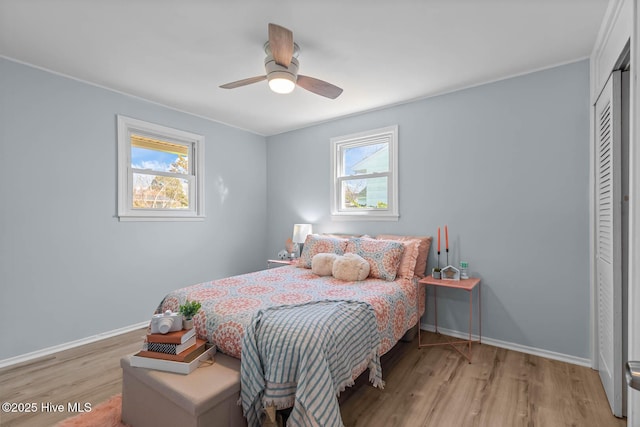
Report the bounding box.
[1,320,592,370]
[0,321,149,369]
[420,322,591,368]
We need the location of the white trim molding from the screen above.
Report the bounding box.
[117,115,206,221]
[0,321,148,369]
[330,125,399,221]
[627,0,640,422]
[419,322,591,368]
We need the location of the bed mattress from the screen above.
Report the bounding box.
[157,265,425,359]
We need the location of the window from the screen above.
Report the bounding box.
[117,115,205,221]
[330,125,398,221]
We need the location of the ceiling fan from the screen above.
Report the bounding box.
[219,23,343,99]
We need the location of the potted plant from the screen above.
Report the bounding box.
[179,300,201,330]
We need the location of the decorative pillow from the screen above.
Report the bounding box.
[298,235,348,269]
[332,253,370,282]
[376,234,433,278]
[311,253,339,276]
[392,238,422,280]
[345,238,405,281]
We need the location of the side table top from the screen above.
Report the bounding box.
[419,275,480,291]
[267,259,296,265]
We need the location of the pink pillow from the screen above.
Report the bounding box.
[298,235,348,269]
[394,238,421,279]
[376,235,432,278]
[345,238,404,281]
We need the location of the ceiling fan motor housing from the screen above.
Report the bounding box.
[265,55,299,83]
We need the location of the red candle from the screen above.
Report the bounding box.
[445,225,449,251]
[437,227,441,252]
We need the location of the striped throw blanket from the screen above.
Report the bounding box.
[240,300,383,427]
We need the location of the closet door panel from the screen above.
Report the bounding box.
[595,70,622,417]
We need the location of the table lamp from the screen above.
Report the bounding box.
[292,224,313,258]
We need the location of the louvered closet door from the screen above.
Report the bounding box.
[595,70,622,417]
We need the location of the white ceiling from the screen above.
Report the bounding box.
[0,0,608,136]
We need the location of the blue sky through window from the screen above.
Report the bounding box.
[344,143,386,175]
[131,147,180,172]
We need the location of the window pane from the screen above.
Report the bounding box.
[342,142,388,176]
[341,177,388,209]
[132,173,190,209]
[131,134,189,174]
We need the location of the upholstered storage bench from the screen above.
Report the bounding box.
[120,353,246,427]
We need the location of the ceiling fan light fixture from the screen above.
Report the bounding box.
[268,75,296,94]
[265,55,299,94]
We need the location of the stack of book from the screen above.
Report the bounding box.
[130,327,214,374]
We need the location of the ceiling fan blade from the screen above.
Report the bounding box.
[297,75,343,99]
[219,75,267,89]
[268,23,294,67]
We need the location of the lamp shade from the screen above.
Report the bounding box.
[292,224,313,244]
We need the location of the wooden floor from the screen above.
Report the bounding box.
[0,329,625,427]
[341,332,626,427]
[0,328,145,427]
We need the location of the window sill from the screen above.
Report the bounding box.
[331,213,399,222]
[118,215,205,222]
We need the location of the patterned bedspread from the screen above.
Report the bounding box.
[240,301,383,427]
[157,265,425,359]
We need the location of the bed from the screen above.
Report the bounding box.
[155,234,431,426]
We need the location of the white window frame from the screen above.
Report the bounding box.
[330,125,399,221]
[117,115,205,221]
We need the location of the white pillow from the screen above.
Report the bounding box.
[332,253,370,281]
[311,253,339,276]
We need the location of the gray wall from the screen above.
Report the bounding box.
[0,58,591,362]
[0,58,267,360]
[267,60,591,359]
